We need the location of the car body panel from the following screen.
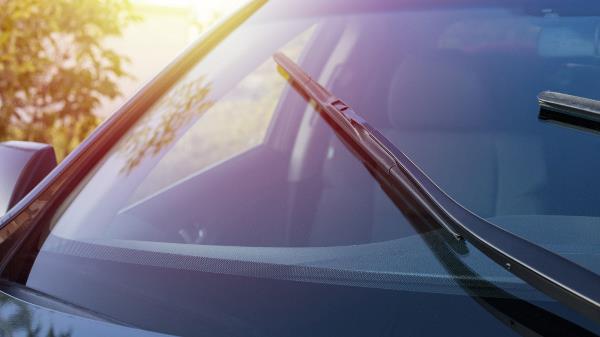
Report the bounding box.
[0,288,170,336]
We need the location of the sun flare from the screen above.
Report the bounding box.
[132,0,247,22]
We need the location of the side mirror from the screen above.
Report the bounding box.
[0,141,57,216]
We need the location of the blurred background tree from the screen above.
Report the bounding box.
[0,0,138,161]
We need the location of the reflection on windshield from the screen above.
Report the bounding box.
[0,295,71,337]
[118,77,214,174]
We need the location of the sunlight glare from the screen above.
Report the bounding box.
[132,0,247,22]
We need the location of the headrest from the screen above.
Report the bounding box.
[387,53,488,130]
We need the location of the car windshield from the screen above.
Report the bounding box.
[13,0,600,335]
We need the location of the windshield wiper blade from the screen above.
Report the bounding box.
[274,52,600,324]
[538,91,600,132]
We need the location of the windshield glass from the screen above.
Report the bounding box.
[14,1,600,335]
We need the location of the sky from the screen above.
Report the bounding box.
[97,0,246,117]
[132,0,246,22]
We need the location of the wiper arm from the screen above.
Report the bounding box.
[274,52,600,324]
[538,91,600,132]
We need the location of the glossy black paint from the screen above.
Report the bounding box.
[0,286,169,336]
[0,142,56,215]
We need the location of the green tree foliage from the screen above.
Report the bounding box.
[0,0,138,160]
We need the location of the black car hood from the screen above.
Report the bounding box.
[0,288,170,336]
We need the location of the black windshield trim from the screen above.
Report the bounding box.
[273,52,600,324]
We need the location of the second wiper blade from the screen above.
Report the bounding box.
[538,91,600,132]
[274,52,600,324]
